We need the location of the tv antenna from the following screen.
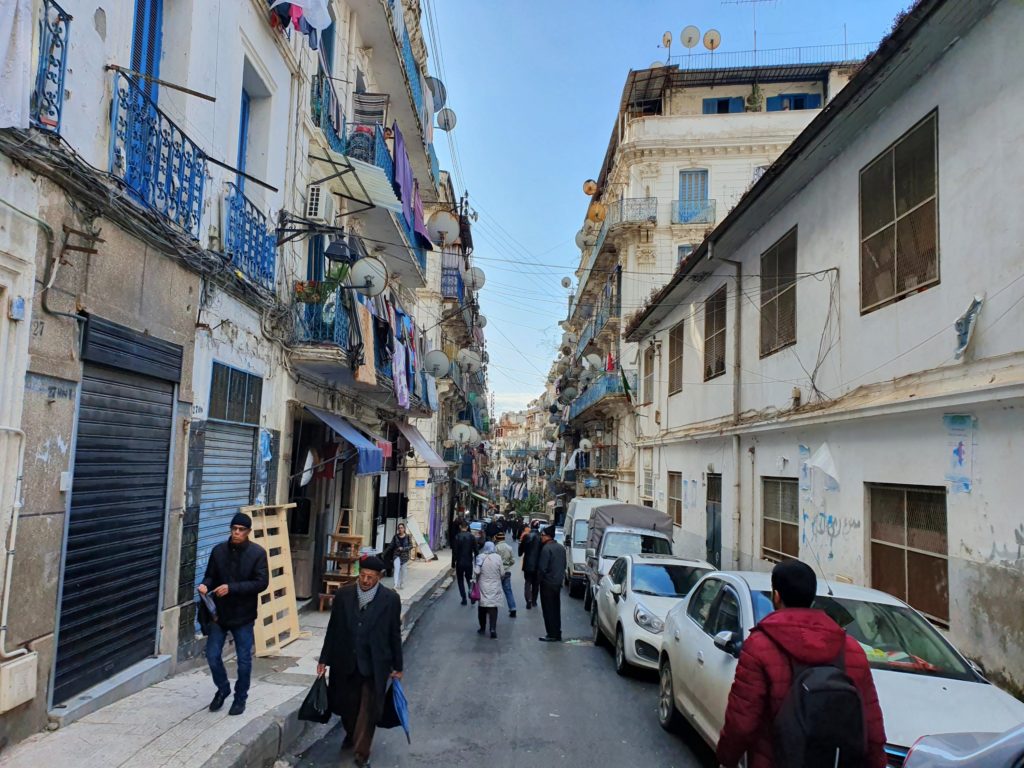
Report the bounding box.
[722,0,775,53]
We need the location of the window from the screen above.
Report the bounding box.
[610,558,628,585]
[687,578,723,629]
[572,519,589,546]
[209,362,263,425]
[677,169,710,224]
[668,321,684,395]
[703,285,727,380]
[641,448,653,500]
[766,93,821,111]
[762,477,799,562]
[642,344,656,403]
[632,564,708,597]
[130,0,163,100]
[869,483,948,624]
[703,97,744,114]
[710,588,742,636]
[677,244,694,267]
[237,89,251,191]
[760,228,798,357]
[860,113,939,312]
[668,471,683,526]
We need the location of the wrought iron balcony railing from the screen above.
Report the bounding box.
[223,183,276,291]
[443,446,460,463]
[441,267,465,302]
[292,283,352,347]
[109,71,207,237]
[594,445,619,472]
[31,0,70,133]
[310,72,346,155]
[607,197,658,227]
[569,370,638,420]
[400,26,424,118]
[672,199,717,225]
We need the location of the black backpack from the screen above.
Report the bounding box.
[771,634,867,768]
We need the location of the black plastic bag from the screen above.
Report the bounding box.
[298,675,331,724]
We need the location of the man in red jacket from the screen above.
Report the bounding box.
[716,560,887,768]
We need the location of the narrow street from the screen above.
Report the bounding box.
[287,568,716,767]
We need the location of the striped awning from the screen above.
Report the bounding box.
[322,149,403,214]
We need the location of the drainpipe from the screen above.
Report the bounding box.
[0,427,28,659]
[722,258,743,567]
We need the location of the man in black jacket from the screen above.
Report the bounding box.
[537,524,567,642]
[519,522,543,609]
[318,555,402,768]
[452,521,477,605]
[199,511,269,716]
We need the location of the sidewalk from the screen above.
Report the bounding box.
[0,557,452,768]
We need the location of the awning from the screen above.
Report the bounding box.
[324,149,403,214]
[306,406,383,476]
[392,420,447,470]
[352,420,393,459]
[471,491,490,504]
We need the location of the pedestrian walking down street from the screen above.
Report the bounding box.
[716,560,887,768]
[449,512,466,568]
[474,541,505,638]
[389,523,413,590]
[494,533,517,617]
[199,512,269,716]
[318,555,403,768]
[453,521,478,605]
[519,521,542,609]
[536,524,566,642]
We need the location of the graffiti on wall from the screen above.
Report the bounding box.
[943,414,976,494]
[799,442,859,561]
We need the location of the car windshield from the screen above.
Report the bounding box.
[632,565,709,597]
[573,519,589,546]
[756,591,974,680]
[603,533,672,558]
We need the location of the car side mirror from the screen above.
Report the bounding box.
[713,630,742,658]
[586,548,596,560]
[610,583,622,596]
[969,659,986,678]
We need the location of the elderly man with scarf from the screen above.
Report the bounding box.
[318,554,403,768]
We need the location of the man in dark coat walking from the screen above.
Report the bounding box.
[318,555,403,768]
[536,524,566,642]
[452,521,477,605]
[199,511,269,716]
[518,522,542,609]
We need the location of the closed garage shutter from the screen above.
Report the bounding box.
[54,364,175,704]
[194,422,256,595]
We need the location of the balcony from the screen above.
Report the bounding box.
[398,23,424,118]
[427,143,441,189]
[443,446,461,463]
[223,183,276,291]
[109,71,207,237]
[671,199,717,225]
[310,72,347,155]
[441,267,465,303]
[31,0,70,133]
[292,283,351,347]
[594,445,619,473]
[607,197,658,228]
[569,371,637,421]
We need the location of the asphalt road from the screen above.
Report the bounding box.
[288,563,716,768]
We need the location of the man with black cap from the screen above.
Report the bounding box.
[198,511,269,716]
[318,553,403,768]
[536,524,566,642]
[518,520,543,609]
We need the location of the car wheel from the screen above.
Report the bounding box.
[614,627,629,676]
[591,604,607,648]
[583,586,593,612]
[568,580,584,599]
[658,658,684,732]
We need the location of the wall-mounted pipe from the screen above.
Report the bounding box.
[0,427,28,659]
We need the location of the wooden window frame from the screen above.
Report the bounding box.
[760,227,798,358]
[761,476,799,563]
[668,471,683,527]
[703,285,727,381]
[668,321,684,395]
[642,344,656,404]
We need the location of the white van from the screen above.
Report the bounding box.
[563,497,618,598]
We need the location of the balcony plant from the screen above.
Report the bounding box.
[294,263,351,303]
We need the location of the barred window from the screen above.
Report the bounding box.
[668,471,682,526]
[642,449,654,500]
[762,477,799,562]
[703,285,727,381]
[860,113,939,312]
[668,321,684,395]
[760,228,797,357]
[642,345,656,403]
[209,362,262,425]
[869,483,948,625]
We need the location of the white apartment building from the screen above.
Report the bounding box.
[625,0,1024,694]
[562,56,856,503]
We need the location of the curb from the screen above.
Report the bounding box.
[200,565,453,768]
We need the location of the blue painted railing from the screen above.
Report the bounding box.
[441,267,465,302]
[372,124,394,185]
[607,197,658,227]
[576,318,596,359]
[224,183,276,291]
[397,208,426,273]
[109,71,207,237]
[310,72,346,155]
[427,143,441,189]
[31,0,70,133]
[672,199,717,225]
[400,26,424,118]
[569,371,638,420]
[293,284,351,348]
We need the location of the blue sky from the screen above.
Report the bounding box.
[423,0,912,415]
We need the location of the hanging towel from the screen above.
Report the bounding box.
[413,182,435,250]
[353,303,377,387]
[0,0,32,129]
[393,342,410,409]
[392,123,415,230]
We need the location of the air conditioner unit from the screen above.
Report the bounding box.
[305,184,336,225]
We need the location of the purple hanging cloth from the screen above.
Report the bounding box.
[391,122,415,230]
[413,182,434,251]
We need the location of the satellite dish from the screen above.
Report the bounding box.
[457,348,482,373]
[466,426,481,444]
[437,108,457,131]
[585,353,603,370]
[582,179,598,196]
[348,256,388,297]
[426,76,447,110]
[579,438,593,451]
[424,348,450,378]
[662,31,672,49]
[465,266,486,291]
[559,386,578,403]
[704,29,721,51]
[560,277,572,289]
[426,210,460,245]
[450,423,473,443]
[300,449,316,487]
[476,314,487,329]
[650,61,667,69]
[682,25,700,49]
[580,370,596,387]
[587,201,606,223]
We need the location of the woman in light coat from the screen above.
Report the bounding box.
[473,541,504,639]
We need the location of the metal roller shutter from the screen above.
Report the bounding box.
[194,422,256,597]
[54,364,174,704]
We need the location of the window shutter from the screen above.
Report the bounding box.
[806,94,822,109]
[729,97,745,113]
[765,95,783,112]
[702,98,717,114]
[668,322,684,395]
[130,0,163,100]
[237,89,251,188]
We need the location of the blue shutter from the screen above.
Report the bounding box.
[130,0,163,101]
[806,94,822,109]
[702,98,717,114]
[679,170,708,203]
[307,235,325,281]
[237,89,251,191]
[729,97,745,113]
[766,96,784,112]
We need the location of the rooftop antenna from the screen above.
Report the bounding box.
[722,0,774,57]
[681,25,700,68]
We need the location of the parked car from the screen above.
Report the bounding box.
[591,554,712,674]
[563,497,619,598]
[554,526,565,546]
[657,571,1024,767]
[904,723,1024,767]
